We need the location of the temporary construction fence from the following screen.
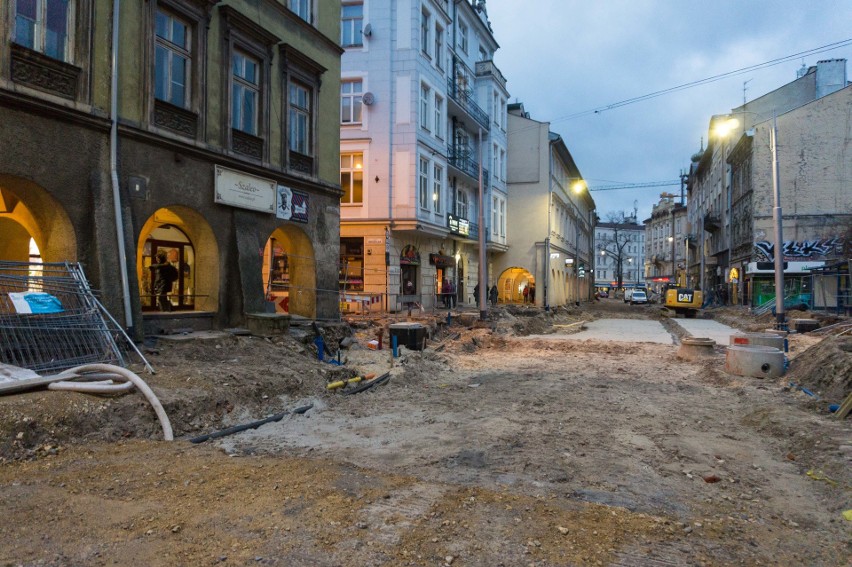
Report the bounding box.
[0,261,150,375]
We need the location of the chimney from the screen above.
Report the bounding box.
[816,59,847,99]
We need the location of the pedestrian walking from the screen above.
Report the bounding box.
[522,285,529,303]
[473,283,480,306]
[489,285,498,307]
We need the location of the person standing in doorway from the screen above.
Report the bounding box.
[522,285,529,304]
[149,251,177,312]
[405,278,415,316]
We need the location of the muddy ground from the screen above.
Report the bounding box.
[0,300,850,566]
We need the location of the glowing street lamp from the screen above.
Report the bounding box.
[716,114,785,329]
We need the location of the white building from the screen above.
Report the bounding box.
[339,0,509,311]
[501,103,596,307]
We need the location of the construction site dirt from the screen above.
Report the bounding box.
[1,300,850,566]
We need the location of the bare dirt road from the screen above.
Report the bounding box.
[1,301,850,566]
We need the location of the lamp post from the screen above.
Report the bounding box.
[717,113,785,329]
[668,235,675,285]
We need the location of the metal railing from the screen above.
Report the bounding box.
[447,144,489,185]
[446,77,490,130]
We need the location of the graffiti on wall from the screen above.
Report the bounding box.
[754,237,842,261]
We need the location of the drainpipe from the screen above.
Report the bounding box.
[477,127,486,319]
[110,0,132,328]
[386,0,395,304]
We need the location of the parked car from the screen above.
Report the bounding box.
[598,290,609,298]
[630,290,648,305]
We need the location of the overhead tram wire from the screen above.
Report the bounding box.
[546,38,852,123]
[586,180,681,192]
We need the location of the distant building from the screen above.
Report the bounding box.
[594,218,645,291]
[643,194,687,292]
[687,59,850,309]
[502,103,595,307]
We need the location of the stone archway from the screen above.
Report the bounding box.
[497,266,536,305]
[137,207,219,312]
[0,176,77,263]
[263,225,316,319]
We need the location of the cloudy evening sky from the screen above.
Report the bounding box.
[484,0,852,221]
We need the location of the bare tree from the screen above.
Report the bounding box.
[598,211,637,290]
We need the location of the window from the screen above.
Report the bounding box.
[340,153,363,204]
[459,21,468,54]
[419,157,429,209]
[154,9,190,108]
[479,47,487,62]
[289,82,311,155]
[289,0,310,22]
[341,2,363,47]
[420,84,431,131]
[432,164,443,213]
[435,24,444,70]
[433,94,443,138]
[15,0,73,61]
[492,143,498,180]
[456,188,468,218]
[492,196,498,236]
[420,9,430,55]
[231,50,259,135]
[499,199,505,235]
[500,149,506,180]
[341,80,363,124]
[339,238,364,291]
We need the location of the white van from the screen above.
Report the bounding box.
[630,290,648,304]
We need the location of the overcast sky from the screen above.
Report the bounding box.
[484,0,852,222]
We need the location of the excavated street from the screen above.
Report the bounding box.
[1,300,850,566]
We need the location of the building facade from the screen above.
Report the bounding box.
[643,193,687,293]
[502,103,595,307]
[338,0,509,312]
[687,59,849,307]
[1,1,344,333]
[594,220,645,292]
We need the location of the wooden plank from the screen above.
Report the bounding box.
[835,392,852,420]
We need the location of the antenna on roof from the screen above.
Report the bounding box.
[796,59,808,78]
[743,78,752,106]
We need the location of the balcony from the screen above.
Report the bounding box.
[446,76,490,131]
[447,144,489,185]
[475,60,507,89]
[703,212,721,232]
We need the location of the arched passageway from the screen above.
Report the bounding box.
[263,225,316,319]
[497,267,536,304]
[0,176,77,264]
[137,207,219,312]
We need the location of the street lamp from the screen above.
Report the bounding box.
[717,114,785,329]
[667,235,675,285]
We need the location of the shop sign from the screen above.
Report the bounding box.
[447,213,470,236]
[429,253,454,268]
[728,267,739,284]
[400,245,420,265]
[214,165,275,213]
[276,185,309,223]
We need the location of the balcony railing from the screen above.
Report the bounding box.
[447,144,489,185]
[446,76,490,130]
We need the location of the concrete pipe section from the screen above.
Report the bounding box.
[677,337,717,361]
[725,345,786,379]
[729,332,786,351]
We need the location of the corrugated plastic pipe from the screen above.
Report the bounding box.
[52,364,173,440]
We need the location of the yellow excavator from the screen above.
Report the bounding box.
[661,282,703,318]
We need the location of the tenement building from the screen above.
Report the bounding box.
[339,0,510,312]
[1,1,343,333]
